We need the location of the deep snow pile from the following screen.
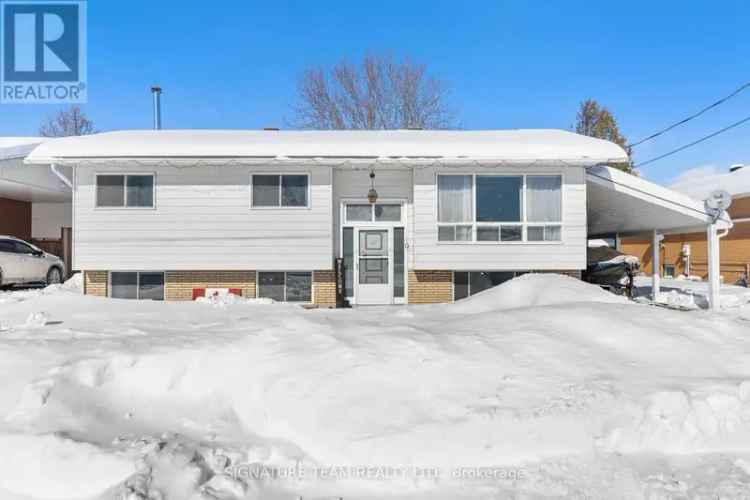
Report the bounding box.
[447,273,627,313]
[1,275,750,499]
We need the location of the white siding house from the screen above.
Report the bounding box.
[72,164,332,271]
[26,129,629,305]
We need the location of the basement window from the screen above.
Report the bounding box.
[257,271,312,302]
[110,272,164,300]
[453,271,520,300]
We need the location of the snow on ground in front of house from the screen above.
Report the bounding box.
[1,274,750,499]
[633,275,750,310]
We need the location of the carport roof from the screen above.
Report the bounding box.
[0,137,50,161]
[587,166,730,236]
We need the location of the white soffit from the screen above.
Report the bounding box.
[586,166,727,235]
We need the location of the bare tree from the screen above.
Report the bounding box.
[39,105,95,137]
[292,55,456,130]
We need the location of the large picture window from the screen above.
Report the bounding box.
[251,174,309,208]
[437,174,562,243]
[96,174,154,208]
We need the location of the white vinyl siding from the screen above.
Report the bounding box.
[74,165,332,271]
[414,166,586,271]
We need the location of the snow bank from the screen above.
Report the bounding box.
[195,292,274,308]
[0,433,132,499]
[600,382,750,454]
[634,276,750,310]
[1,274,750,498]
[449,273,627,314]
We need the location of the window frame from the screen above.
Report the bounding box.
[95,173,156,210]
[255,271,313,303]
[436,173,563,245]
[342,201,405,225]
[249,173,311,209]
[108,271,165,300]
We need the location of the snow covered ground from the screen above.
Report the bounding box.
[1,273,750,499]
[633,275,750,310]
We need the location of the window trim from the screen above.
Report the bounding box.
[108,271,165,300]
[436,173,563,245]
[255,271,313,303]
[249,173,312,209]
[95,173,156,210]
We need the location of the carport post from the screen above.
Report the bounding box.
[707,223,721,311]
[652,230,662,301]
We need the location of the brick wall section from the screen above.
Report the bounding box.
[408,270,453,304]
[164,271,256,301]
[313,270,337,307]
[84,271,108,297]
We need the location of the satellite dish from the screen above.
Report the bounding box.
[705,189,732,211]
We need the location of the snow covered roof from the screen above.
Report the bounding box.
[0,137,50,161]
[25,129,629,165]
[670,166,750,200]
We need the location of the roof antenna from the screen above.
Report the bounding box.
[150,85,162,130]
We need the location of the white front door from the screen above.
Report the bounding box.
[355,228,393,305]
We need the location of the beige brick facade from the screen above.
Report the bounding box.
[164,271,257,301]
[83,271,108,297]
[407,270,453,304]
[313,270,337,307]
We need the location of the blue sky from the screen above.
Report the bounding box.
[1,0,748,184]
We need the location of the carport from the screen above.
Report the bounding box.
[0,138,73,273]
[586,165,733,310]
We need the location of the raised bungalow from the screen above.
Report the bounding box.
[25,129,728,306]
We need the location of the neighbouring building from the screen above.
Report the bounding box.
[620,165,750,283]
[24,129,727,305]
[0,138,73,271]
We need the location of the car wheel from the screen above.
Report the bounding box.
[46,267,62,285]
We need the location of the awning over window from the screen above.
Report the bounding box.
[586,166,730,236]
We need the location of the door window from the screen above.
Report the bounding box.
[358,230,389,285]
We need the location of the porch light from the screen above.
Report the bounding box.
[367,169,378,203]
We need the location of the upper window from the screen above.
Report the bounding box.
[96,174,154,208]
[251,174,309,208]
[437,174,562,243]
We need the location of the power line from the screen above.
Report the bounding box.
[629,80,750,148]
[635,114,750,168]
